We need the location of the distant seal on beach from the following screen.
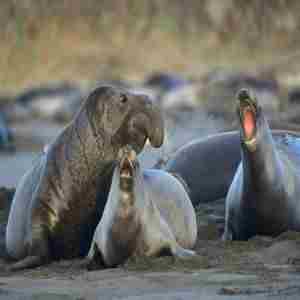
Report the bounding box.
[87,146,197,269]
[0,111,15,152]
[223,89,300,240]
[5,85,164,270]
[15,82,83,122]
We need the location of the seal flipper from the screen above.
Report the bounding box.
[86,243,106,271]
[222,228,233,241]
[223,215,235,241]
[6,255,46,271]
[170,244,196,259]
[7,226,50,271]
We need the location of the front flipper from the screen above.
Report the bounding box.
[171,244,197,259]
[6,255,48,271]
[6,225,51,271]
[222,220,236,241]
[222,228,233,241]
[86,243,106,271]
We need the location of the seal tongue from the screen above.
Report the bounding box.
[242,108,255,139]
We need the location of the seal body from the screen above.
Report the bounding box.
[165,128,300,206]
[87,146,197,268]
[223,89,300,240]
[5,86,164,270]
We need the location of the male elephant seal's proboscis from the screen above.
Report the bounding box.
[5,86,164,270]
[223,89,300,240]
[87,146,197,269]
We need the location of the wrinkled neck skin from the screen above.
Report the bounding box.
[51,106,123,191]
[241,114,285,198]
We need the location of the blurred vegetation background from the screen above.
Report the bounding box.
[1,0,300,90]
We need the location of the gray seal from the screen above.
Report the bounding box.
[223,89,300,240]
[165,129,300,206]
[87,146,197,269]
[5,85,164,270]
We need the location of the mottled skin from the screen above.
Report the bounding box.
[87,146,197,269]
[6,86,164,270]
[223,89,300,240]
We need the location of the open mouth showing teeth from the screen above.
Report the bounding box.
[120,157,134,179]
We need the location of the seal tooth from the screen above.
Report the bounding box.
[120,157,134,178]
[244,136,257,152]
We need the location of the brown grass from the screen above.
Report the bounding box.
[1,2,300,92]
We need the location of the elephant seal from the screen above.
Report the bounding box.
[87,146,197,269]
[5,85,164,270]
[0,111,15,152]
[223,89,300,240]
[165,128,300,206]
[15,82,83,122]
[144,72,189,93]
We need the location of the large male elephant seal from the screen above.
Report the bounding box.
[6,86,164,270]
[87,146,197,269]
[223,89,300,240]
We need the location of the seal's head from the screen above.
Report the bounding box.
[85,86,164,153]
[118,145,139,194]
[237,88,263,152]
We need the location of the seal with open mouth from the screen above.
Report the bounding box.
[165,102,300,206]
[223,89,300,240]
[5,85,164,270]
[87,145,197,269]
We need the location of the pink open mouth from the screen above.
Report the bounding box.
[242,106,256,140]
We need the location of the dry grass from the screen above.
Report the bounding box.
[0,2,300,92]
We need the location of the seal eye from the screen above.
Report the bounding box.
[120,94,128,104]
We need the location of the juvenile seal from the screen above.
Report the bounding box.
[6,85,164,270]
[87,146,197,269]
[223,89,300,240]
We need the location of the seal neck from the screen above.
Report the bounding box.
[56,109,120,191]
[241,116,284,190]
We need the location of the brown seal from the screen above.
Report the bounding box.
[5,85,164,270]
[87,145,197,269]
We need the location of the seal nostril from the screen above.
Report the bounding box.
[237,89,251,102]
[120,94,128,104]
